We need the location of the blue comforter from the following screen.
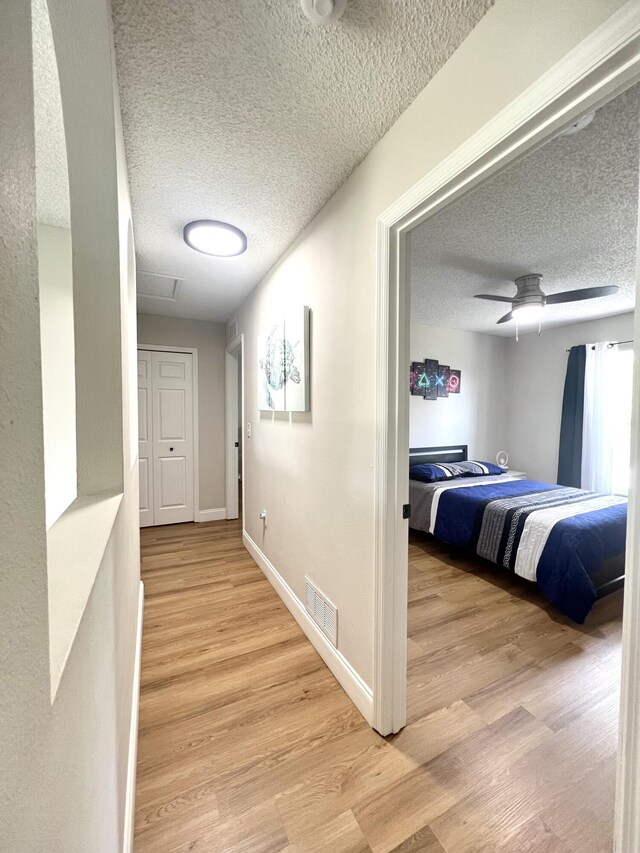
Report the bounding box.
[431,479,627,623]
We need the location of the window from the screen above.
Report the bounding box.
[610,346,634,496]
[582,341,633,496]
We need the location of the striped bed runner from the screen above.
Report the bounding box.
[468,486,624,581]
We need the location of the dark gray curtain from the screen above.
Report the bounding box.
[557,345,586,487]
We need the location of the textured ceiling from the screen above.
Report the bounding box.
[32,0,70,228]
[410,84,640,336]
[111,0,494,322]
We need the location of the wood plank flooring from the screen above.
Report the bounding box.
[135,520,623,853]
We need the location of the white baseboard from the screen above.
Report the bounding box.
[242,532,373,725]
[197,507,226,523]
[123,581,144,853]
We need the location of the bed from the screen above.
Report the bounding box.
[409,445,627,623]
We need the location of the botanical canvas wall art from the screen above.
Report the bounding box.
[258,320,286,411]
[258,306,310,412]
[283,306,310,412]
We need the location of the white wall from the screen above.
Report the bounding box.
[410,324,507,461]
[137,313,227,513]
[38,224,77,529]
[0,0,140,850]
[236,0,626,692]
[505,312,635,482]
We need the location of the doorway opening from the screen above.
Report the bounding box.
[225,334,244,521]
[372,10,640,850]
[403,81,637,850]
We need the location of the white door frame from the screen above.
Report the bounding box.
[138,344,200,523]
[373,3,640,849]
[137,349,154,528]
[225,334,244,520]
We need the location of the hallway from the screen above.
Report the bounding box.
[135,522,622,853]
[136,519,375,852]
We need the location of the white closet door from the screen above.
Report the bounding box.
[138,351,154,527]
[151,351,195,525]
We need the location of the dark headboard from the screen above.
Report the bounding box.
[409,445,468,466]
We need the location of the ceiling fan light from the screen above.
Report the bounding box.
[512,303,545,324]
[183,220,247,257]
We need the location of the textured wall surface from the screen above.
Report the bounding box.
[0,0,140,849]
[236,0,627,687]
[410,84,640,334]
[112,0,495,321]
[0,2,51,845]
[137,313,227,512]
[32,0,69,228]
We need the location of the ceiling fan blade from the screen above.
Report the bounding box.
[474,294,514,303]
[546,285,619,304]
[497,311,514,324]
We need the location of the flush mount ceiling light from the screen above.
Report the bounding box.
[183,220,247,257]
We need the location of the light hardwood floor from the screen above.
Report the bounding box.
[135,520,623,853]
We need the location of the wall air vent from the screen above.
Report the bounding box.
[227,317,239,340]
[305,577,337,646]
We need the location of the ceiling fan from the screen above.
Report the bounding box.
[474,274,618,324]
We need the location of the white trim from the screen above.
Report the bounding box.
[48,492,123,701]
[225,334,244,521]
[615,246,640,853]
[197,507,226,523]
[138,343,198,354]
[137,344,200,524]
[374,5,640,850]
[122,581,144,853]
[243,531,373,725]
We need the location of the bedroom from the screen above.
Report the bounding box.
[402,82,638,848]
